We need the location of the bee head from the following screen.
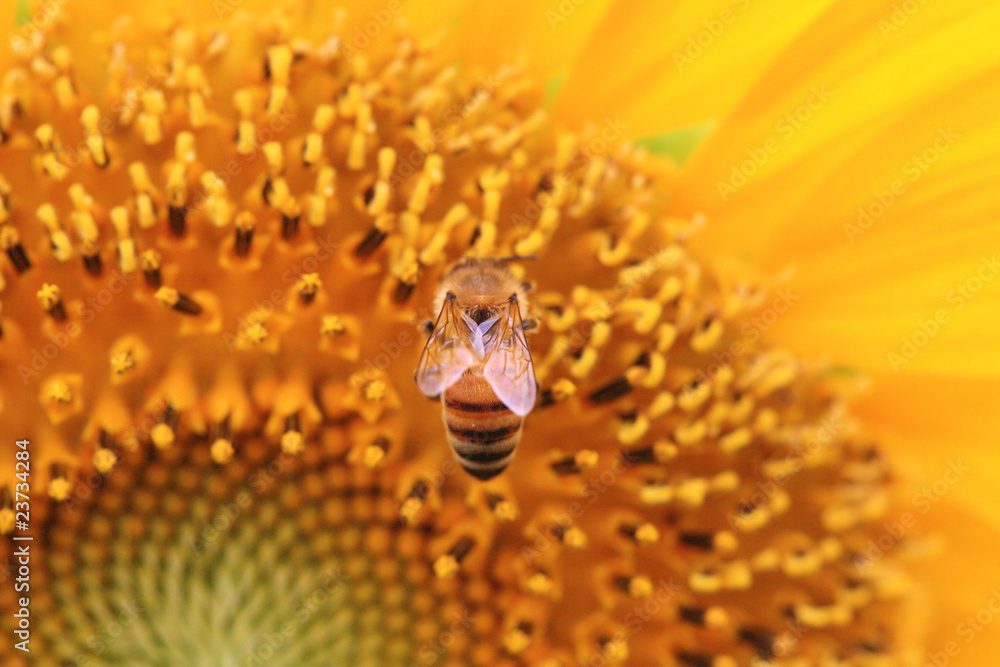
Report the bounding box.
[468,306,495,324]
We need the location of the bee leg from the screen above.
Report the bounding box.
[420,320,434,336]
[522,317,539,332]
[521,280,536,293]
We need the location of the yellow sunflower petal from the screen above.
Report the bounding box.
[437,0,618,78]
[672,0,1000,376]
[680,0,1000,200]
[851,374,1000,664]
[912,502,1000,667]
[761,220,1000,377]
[553,0,835,136]
[854,374,1000,530]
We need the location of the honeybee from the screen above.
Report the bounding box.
[415,258,537,480]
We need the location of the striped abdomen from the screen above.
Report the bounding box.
[441,372,523,480]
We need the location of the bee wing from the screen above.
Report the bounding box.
[482,298,537,417]
[415,296,476,397]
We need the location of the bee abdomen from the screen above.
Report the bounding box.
[443,397,510,413]
[445,419,522,480]
[447,423,519,442]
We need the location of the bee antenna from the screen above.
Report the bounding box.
[496,254,537,262]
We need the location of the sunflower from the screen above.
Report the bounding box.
[0,0,998,665]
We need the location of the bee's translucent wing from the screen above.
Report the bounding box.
[482,298,537,417]
[415,295,476,397]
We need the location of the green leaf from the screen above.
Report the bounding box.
[818,364,866,379]
[634,123,713,164]
[16,0,31,26]
[544,72,566,109]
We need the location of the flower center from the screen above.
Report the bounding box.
[34,434,498,666]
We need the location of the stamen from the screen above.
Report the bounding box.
[676,652,737,667]
[141,250,162,288]
[618,522,659,546]
[110,351,135,377]
[280,413,304,455]
[552,523,588,549]
[93,440,118,474]
[296,273,321,303]
[155,287,202,316]
[80,105,109,167]
[281,199,301,239]
[210,415,234,464]
[81,240,102,277]
[36,283,66,321]
[550,450,598,475]
[362,436,388,468]
[320,314,347,338]
[679,605,729,629]
[613,575,653,598]
[150,403,180,449]
[36,203,72,261]
[234,211,256,257]
[434,535,474,578]
[48,464,71,501]
[738,626,776,660]
[679,531,737,553]
[2,226,31,272]
[486,493,517,522]
[588,376,633,404]
[399,479,430,525]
